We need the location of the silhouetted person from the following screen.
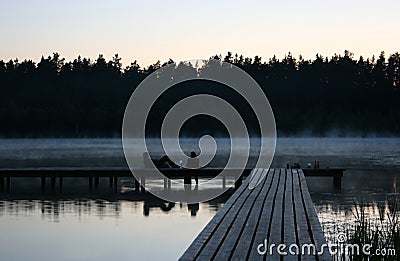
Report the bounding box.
[188,203,199,216]
[187,151,199,184]
[143,152,178,168]
[143,197,175,216]
[143,152,153,168]
[158,155,178,168]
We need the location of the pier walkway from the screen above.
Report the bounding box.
[180,168,330,260]
[0,168,252,193]
[0,167,343,193]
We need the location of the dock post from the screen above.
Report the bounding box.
[0,177,4,193]
[94,177,99,191]
[51,177,56,192]
[59,177,63,193]
[109,177,113,189]
[41,176,46,192]
[113,177,118,192]
[140,177,146,193]
[134,178,140,191]
[164,177,167,190]
[6,177,11,193]
[234,176,242,189]
[89,176,93,192]
[168,179,171,190]
[222,176,226,189]
[333,175,342,190]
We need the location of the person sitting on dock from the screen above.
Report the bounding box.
[143,152,178,168]
[158,155,177,168]
[143,152,153,168]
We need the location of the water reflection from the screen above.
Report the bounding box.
[307,169,400,246]
[0,183,230,260]
[0,189,230,220]
[144,198,175,216]
[0,194,225,260]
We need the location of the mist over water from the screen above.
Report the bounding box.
[0,137,399,169]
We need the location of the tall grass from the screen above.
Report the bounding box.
[344,198,400,260]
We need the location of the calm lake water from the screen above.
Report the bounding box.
[0,138,399,260]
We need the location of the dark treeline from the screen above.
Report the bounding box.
[0,51,399,137]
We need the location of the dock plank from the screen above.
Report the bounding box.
[213,169,270,260]
[197,175,255,259]
[298,169,331,260]
[230,169,273,260]
[293,169,315,260]
[268,169,286,260]
[247,169,280,260]
[180,169,256,260]
[180,168,330,261]
[283,169,297,261]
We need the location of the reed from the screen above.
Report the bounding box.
[345,198,400,260]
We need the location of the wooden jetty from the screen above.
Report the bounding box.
[0,168,252,193]
[302,168,345,189]
[0,167,344,194]
[180,169,330,260]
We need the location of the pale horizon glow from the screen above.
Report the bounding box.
[0,0,399,67]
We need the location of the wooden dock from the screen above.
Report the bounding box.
[302,168,344,189]
[180,168,330,260]
[0,167,344,194]
[0,168,252,193]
